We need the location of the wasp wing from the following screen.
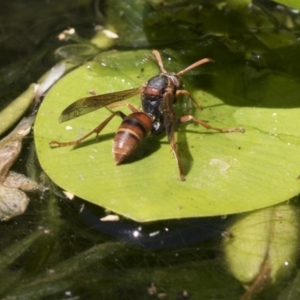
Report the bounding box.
[59,87,142,122]
[162,89,186,180]
[162,91,177,142]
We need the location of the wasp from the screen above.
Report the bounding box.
[50,50,244,181]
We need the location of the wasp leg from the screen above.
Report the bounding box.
[49,111,127,147]
[178,115,245,133]
[106,102,139,113]
[168,132,186,181]
[176,89,204,110]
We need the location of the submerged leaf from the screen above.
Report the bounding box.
[274,0,300,10]
[223,202,300,297]
[0,85,35,135]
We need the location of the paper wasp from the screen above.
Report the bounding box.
[50,50,244,180]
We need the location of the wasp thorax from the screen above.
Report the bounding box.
[166,73,182,89]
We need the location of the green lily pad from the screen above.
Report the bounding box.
[34,50,300,222]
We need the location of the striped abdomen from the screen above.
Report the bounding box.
[113,112,153,165]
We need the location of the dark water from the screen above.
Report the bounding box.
[1,1,300,299]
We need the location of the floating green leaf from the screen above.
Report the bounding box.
[34,50,300,222]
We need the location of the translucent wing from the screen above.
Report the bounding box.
[162,91,177,142]
[59,87,142,122]
[162,90,187,180]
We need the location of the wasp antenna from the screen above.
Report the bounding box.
[177,58,215,77]
[152,50,168,74]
